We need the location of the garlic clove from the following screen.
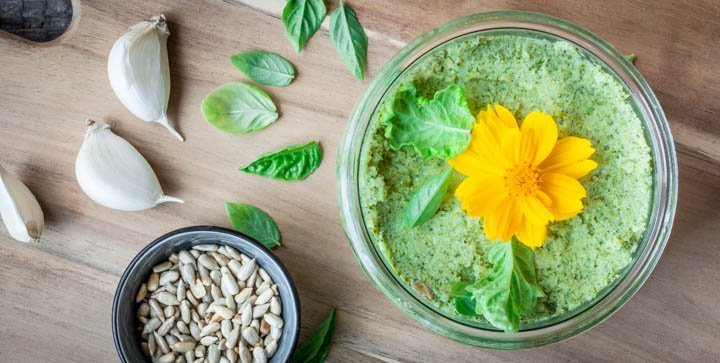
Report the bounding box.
[108,14,184,141]
[75,119,183,211]
[0,164,44,243]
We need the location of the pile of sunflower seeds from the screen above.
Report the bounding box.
[136,244,283,363]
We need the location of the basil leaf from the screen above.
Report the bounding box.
[230,51,296,87]
[383,84,475,159]
[403,168,453,227]
[201,82,278,134]
[240,141,322,181]
[450,282,477,316]
[282,0,326,53]
[625,53,636,64]
[291,308,337,363]
[329,2,368,80]
[225,202,281,249]
[468,241,544,333]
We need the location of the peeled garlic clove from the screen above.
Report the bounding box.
[75,120,183,211]
[0,164,44,243]
[108,14,183,141]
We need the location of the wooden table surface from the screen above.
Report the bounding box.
[1,0,719,361]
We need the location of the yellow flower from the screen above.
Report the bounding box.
[449,105,597,248]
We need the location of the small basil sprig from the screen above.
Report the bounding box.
[230,51,296,87]
[201,82,278,134]
[291,308,337,363]
[240,141,322,181]
[329,1,368,80]
[403,168,453,227]
[282,0,326,53]
[225,202,281,249]
[383,84,475,159]
[450,281,477,316]
[462,240,544,333]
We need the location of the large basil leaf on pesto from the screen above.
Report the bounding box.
[291,308,336,363]
[201,82,278,134]
[240,141,322,181]
[468,240,544,333]
[329,1,368,80]
[403,168,453,227]
[230,51,295,87]
[225,202,281,249]
[383,84,475,159]
[282,0,326,53]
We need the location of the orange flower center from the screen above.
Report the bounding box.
[504,163,541,197]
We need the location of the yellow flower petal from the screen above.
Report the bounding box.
[455,177,507,217]
[520,111,558,165]
[514,219,547,248]
[542,173,586,220]
[519,195,554,226]
[483,104,518,143]
[468,118,510,170]
[540,136,598,178]
[484,197,522,242]
[500,128,521,164]
[448,151,504,178]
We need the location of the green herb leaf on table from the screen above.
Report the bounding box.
[225,202,281,249]
[450,281,477,316]
[201,82,278,134]
[230,51,296,87]
[467,240,544,333]
[282,0,327,53]
[240,141,322,181]
[403,168,453,227]
[329,1,368,80]
[383,84,475,159]
[291,308,337,363]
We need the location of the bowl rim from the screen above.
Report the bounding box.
[337,10,678,349]
[111,225,301,361]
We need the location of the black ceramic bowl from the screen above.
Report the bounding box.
[112,226,301,362]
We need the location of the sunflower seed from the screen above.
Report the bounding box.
[157,291,180,306]
[200,335,218,346]
[269,297,281,315]
[159,270,180,286]
[265,340,277,358]
[177,282,186,303]
[191,279,206,299]
[158,316,176,336]
[226,295,236,312]
[142,317,161,335]
[225,348,237,363]
[253,304,269,319]
[221,269,239,296]
[234,288,253,305]
[181,264,196,285]
[199,254,220,270]
[236,259,255,281]
[165,334,178,346]
[250,319,259,331]
[164,305,175,318]
[241,327,259,345]
[246,270,257,289]
[149,299,165,321]
[158,352,175,363]
[172,341,196,353]
[155,332,170,354]
[148,272,160,292]
[153,261,173,273]
[215,306,234,320]
[225,325,240,348]
[212,252,229,267]
[207,344,220,363]
[190,249,200,258]
[270,327,281,340]
[255,289,273,306]
[238,344,251,363]
[138,302,150,317]
[189,322,201,341]
[168,253,179,264]
[252,346,267,363]
[184,351,194,363]
[136,283,148,303]
[148,333,157,355]
[259,319,270,337]
[263,313,283,329]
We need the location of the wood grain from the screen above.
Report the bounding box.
[1,0,719,362]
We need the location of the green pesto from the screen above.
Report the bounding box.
[359,34,653,324]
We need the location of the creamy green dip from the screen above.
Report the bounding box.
[359,34,653,323]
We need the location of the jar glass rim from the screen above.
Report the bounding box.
[337,10,678,349]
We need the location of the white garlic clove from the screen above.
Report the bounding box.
[0,164,44,243]
[75,119,183,211]
[108,14,183,141]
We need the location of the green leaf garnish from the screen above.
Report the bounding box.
[201,82,278,134]
[467,240,544,333]
[403,168,453,227]
[450,281,477,316]
[230,51,296,87]
[383,84,475,159]
[625,53,636,64]
[282,0,326,53]
[225,202,281,249]
[240,141,322,181]
[329,1,368,80]
[291,308,337,363]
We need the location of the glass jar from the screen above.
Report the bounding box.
[337,11,677,349]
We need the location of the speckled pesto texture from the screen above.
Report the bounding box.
[359,34,653,323]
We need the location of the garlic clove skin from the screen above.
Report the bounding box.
[0,164,44,243]
[75,120,183,211]
[108,14,184,142]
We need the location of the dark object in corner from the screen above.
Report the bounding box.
[0,0,72,42]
